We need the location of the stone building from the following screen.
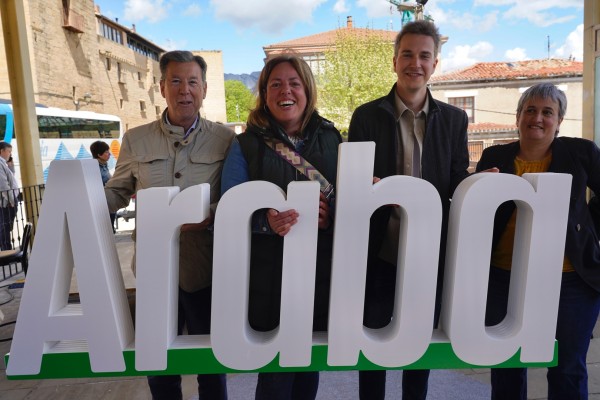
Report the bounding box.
[263,16,448,77]
[263,16,398,73]
[429,58,583,164]
[0,0,227,132]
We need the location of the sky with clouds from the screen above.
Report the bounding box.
[95,0,584,74]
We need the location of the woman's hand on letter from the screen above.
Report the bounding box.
[267,208,299,237]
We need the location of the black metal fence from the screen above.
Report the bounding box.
[0,184,44,280]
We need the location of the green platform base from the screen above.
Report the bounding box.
[5,341,557,380]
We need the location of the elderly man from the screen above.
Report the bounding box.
[105,50,234,400]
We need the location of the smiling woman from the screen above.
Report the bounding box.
[265,62,308,136]
[476,82,600,400]
[220,54,342,399]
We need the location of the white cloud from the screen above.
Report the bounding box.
[477,11,498,32]
[554,24,583,61]
[124,0,170,23]
[441,41,493,72]
[333,0,349,14]
[161,38,188,51]
[427,5,497,33]
[474,0,515,5]
[426,3,449,25]
[356,0,394,19]
[183,3,202,17]
[475,0,581,6]
[474,0,584,28]
[210,0,327,34]
[505,47,528,61]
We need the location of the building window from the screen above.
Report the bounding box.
[156,106,161,116]
[119,99,124,109]
[448,97,474,123]
[140,101,146,112]
[302,54,325,75]
[106,57,111,70]
[127,37,159,61]
[117,63,125,83]
[100,21,123,45]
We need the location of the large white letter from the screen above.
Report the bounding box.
[7,160,133,375]
[212,180,320,370]
[135,184,210,371]
[441,173,572,365]
[328,142,442,367]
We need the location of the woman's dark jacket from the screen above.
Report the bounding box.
[237,113,342,331]
[476,137,600,292]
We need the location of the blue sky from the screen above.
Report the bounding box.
[94,0,584,75]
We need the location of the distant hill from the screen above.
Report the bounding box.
[224,72,260,92]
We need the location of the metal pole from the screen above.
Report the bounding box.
[0,0,44,186]
[1,0,44,232]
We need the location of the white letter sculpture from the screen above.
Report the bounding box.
[441,172,572,365]
[328,142,442,367]
[7,160,133,375]
[135,184,211,371]
[212,180,320,370]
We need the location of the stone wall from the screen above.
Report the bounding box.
[0,0,226,132]
[194,50,227,123]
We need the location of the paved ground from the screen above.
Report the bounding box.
[1,228,600,399]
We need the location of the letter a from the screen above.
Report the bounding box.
[441,172,571,365]
[7,160,133,375]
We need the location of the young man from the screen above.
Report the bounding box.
[105,50,234,400]
[348,20,470,400]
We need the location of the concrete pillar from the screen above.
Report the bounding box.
[0,0,43,186]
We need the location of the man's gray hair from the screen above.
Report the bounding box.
[159,50,207,82]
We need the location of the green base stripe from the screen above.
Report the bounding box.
[5,342,557,380]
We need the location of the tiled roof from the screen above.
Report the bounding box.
[432,59,582,84]
[468,122,517,134]
[263,27,396,50]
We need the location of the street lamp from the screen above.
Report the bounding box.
[73,92,92,111]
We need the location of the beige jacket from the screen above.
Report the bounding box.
[105,110,235,291]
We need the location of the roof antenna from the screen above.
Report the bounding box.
[547,35,550,59]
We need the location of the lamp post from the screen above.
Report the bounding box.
[73,92,92,111]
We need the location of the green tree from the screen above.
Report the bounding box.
[225,80,256,123]
[317,30,396,136]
